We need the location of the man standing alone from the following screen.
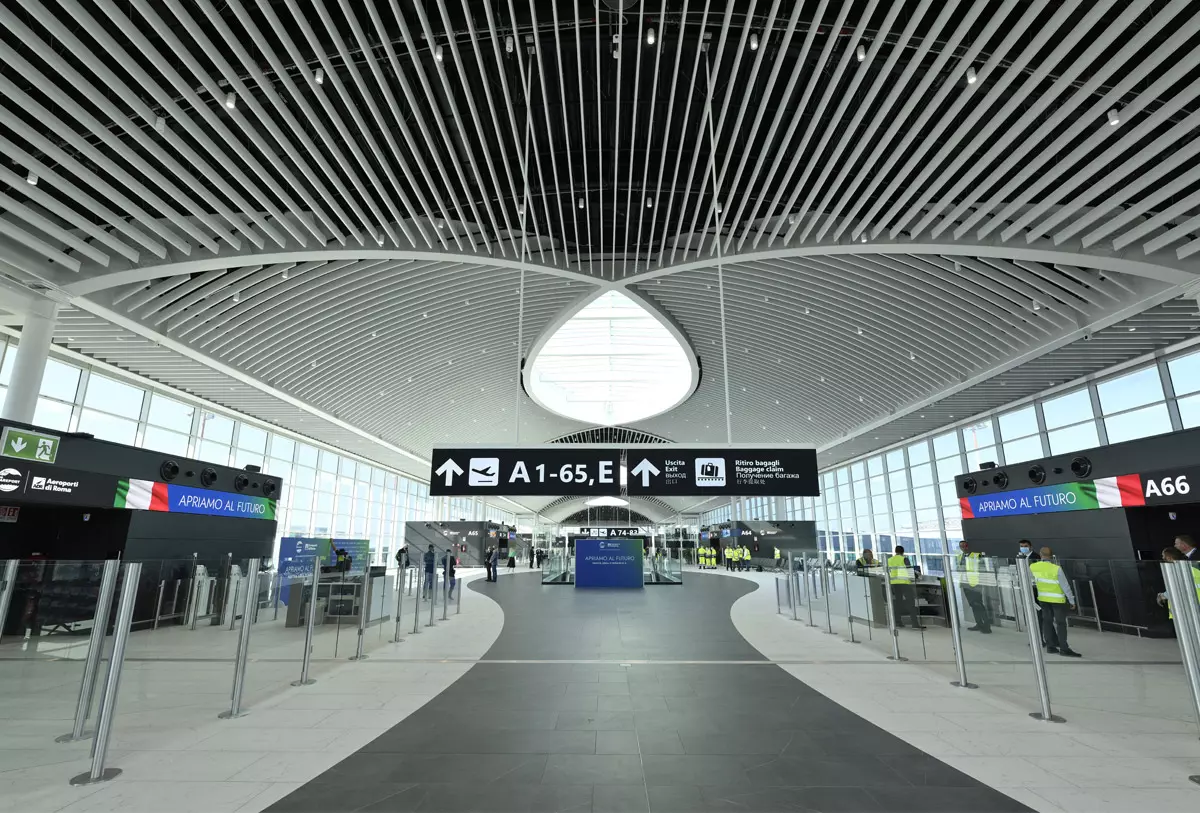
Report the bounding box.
[1031,546,1080,657]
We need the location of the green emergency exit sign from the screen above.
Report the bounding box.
[1,427,59,464]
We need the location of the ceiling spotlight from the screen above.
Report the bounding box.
[1107,108,1120,126]
[646,196,653,208]
[224,91,237,109]
[715,200,723,213]
[613,47,620,59]
[909,351,915,361]
[646,27,655,45]
[25,171,37,186]
[506,35,514,53]
[965,67,977,85]
[1128,326,1137,332]
[232,291,240,303]
[788,214,798,225]
[856,44,865,62]
[1031,300,1042,311]
[860,233,867,243]
[578,197,585,209]
[154,115,166,134]
[314,67,325,85]
[804,307,810,314]
[435,45,444,62]
[281,269,289,280]
[856,327,863,335]
[435,218,444,230]
[750,33,759,51]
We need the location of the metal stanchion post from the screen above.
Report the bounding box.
[942,554,977,689]
[220,558,260,718]
[441,554,451,621]
[787,553,798,621]
[57,560,120,743]
[70,562,142,786]
[411,569,422,635]
[821,567,835,635]
[393,570,406,643]
[1015,559,1064,723]
[152,580,165,630]
[0,559,19,645]
[291,555,322,687]
[1162,561,1200,738]
[881,559,906,662]
[427,568,438,627]
[350,575,371,661]
[456,574,463,614]
[843,565,859,644]
[803,558,816,627]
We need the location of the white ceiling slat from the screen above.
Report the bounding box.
[0,218,82,272]
[0,192,110,267]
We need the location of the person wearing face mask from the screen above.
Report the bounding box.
[1017,540,1040,562]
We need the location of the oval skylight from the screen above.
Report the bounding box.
[525,290,697,426]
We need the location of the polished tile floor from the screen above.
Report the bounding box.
[265,572,1032,813]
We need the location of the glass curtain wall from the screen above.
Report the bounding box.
[0,337,515,567]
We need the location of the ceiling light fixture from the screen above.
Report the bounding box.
[966,67,977,85]
[25,171,37,186]
[232,291,240,303]
[646,27,655,45]
[750,33,759,51]
[506,35,514,53]
[435,45,444,62]
[646,196,653,208]
[856,44,865,62]
[154,115,166,134]
[314,67,325,85]
[613,48,619,59]
[578,197,585,209]
[224,92,237,109]
[1031,300,1042,311]
[1128,326,1137,332]
[860,233,867,243]
[1107,108,1120,126]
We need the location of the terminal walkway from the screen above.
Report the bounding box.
[266,572,1029,813]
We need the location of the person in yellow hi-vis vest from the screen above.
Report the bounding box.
[774,546,782,570]
[701,544,710,569]
[742,544,752,571]
[730,544,741,571]
[1031,547,1080,657]
[1159,548,1200,619]
[723,544,733,571]
[957,541,992,634]
[887,545,924,629]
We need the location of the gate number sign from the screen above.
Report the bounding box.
[429,446,819,497]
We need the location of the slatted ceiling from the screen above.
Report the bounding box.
[1,1,1199,476]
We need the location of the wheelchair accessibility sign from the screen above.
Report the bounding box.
[695,458,726,487]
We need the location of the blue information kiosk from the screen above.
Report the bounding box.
[574,538,644,589]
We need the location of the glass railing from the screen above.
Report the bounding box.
[540,550,573,584]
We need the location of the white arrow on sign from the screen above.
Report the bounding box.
[9,438,25,453]
[435,458,464,486]
[630,458,660,488]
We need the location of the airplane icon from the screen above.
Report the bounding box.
[468,457,500,487]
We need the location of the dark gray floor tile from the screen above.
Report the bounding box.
[633,710,722,734]
[564,682,632,696]
[364,729,596,755]
[876,753,985,787]
[267,783,420,812]
[401,783,593,813]
[596,671,630,683]
[641,755,749,786]
[555,711,635,730]
[383,754,550,785]
[596,730,639,754]
[865,786,1033,812]
[741,756,906,788]
[541,754,645,785]
[635,731,684,755]
[593,785,650,813]
[679,729,796,755]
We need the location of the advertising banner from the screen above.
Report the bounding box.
[279,536,332,579]
[575,538,644,589]
[960,474,1144,519]
[328,538,371,574]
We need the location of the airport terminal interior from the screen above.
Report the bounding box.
[4,1,1200,811]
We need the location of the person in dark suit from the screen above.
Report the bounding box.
[1175,535,1198,561]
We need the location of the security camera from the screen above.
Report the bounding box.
[1083,333,1092,341]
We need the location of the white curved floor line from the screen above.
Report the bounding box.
[701,566,1200,813]
[0,570,505,813]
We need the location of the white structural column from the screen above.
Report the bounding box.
[1,299,59,423]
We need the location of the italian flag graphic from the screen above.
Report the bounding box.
[114,479,170,511]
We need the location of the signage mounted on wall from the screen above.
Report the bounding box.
[0,427,59,464]
[0,505,18,523]
[960,473,1146,520]
[575,538,644,589]
[115,479,277,520]
[429,445,818,497]
[575,527,646,538]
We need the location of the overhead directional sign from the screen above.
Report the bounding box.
[624,448,819,496]
[429,446,818,497]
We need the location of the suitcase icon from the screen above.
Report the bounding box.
[700,462,718,477]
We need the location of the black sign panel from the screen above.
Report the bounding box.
[624,448,819,496]
[429,446,819,497]
[0,461,120,507]
[429,448,624,496]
